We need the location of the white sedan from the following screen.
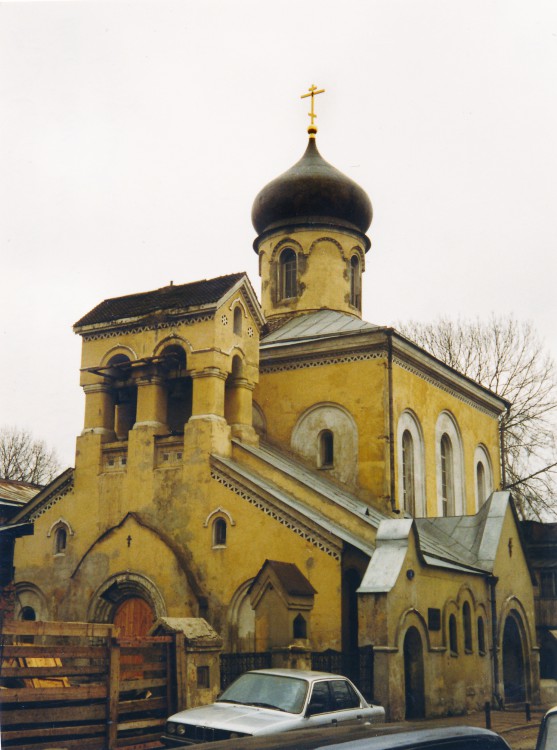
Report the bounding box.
[162,669,385,746]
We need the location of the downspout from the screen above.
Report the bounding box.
[387,331,396,512]
[499,407,510,488]
[488,574,503,707]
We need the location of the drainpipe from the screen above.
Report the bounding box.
[499,407,510,488]
[488,574,503,707]
[387,332,395,512]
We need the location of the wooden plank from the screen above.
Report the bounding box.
[117,717,165,731]
[1,702,106,723]
[9,736,106,750]
[1,723,105,740]
[2,620,114,638]
[1,664,105,677]
[116,635,172,645]
[119,677,167,691]
[108,637,120,750]
[2,644,106,658]
[0,684,106,703]
[174,631,186,711]
[117,697,165,714]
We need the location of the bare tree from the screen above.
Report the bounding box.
[398,316,557,520]
[0,426,60,485]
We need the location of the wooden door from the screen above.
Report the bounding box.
[114,597,154,637]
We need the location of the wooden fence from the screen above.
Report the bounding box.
[0,620,178,749]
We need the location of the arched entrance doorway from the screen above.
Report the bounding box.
[404,627,425,719]
[114,597,155,637]
[503,615,526,703]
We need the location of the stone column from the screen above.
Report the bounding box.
[225,377,258,444]
[134,375,168,434]
[81,383,116,441]
[184,368,231,455]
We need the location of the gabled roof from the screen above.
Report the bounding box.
[415,491,529,575]
[11,468,74,524]
[252,560,317,597]
[74,273,264,331]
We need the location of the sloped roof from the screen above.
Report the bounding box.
[211,451,377,558]
[0,478,42,506]
[237,440,386,529]
[254,560,317,596]
[262,310,378,345]
[74,273,246,328]
[11,468,74,524]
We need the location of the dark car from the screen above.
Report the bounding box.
[167,723,512,750]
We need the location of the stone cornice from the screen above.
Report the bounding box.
[260,328,507,417]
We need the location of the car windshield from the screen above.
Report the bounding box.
[218,673,308,714]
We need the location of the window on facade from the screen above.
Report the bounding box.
[319,430,334,468]
[197,665,210,688]
[449,614,458,655]
[20,606,36,621]
[440,433,455,516]
[350,255,361,309]
[478,617,486,655]
[463,602,472,653]
[541,570,557,598]
[476,461,486,506]
[402,429,416,516]
[293,613,307,639]
[279,248,297,300]
[54,526,67,554]
[213,518,227,547]
[233,306,242,335]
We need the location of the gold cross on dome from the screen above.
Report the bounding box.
[301,84,325,135]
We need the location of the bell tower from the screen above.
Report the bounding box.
[251,86,373,326]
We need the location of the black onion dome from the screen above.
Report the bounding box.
[251,138,372,240]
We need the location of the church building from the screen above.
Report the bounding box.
[11,94,540,720]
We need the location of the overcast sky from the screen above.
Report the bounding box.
[1,0,556,469]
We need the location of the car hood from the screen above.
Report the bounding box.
[168,702,301,734]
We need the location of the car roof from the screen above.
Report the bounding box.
[191,722,509,750]
[246,668,349,680]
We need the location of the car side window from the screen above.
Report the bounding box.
[329,679,361,710]
[307,681,333,715]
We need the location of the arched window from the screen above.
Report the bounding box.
[440,433,455,516]
[213,518,227,547]
[350,255,361,310]
[402,430,416,516]
[279,248,297,300]
[161,345,192,434]
[20,606,36,621]
[463,602,472,653]
[474,446,493,510]
[233,306,242,335]
[319,429,334,468]
[478,617,486,655]
[476,462,486,506]
[449,614,458,655]
[54,526,67,554]
[397,411,425,517]
[293,613,307,639]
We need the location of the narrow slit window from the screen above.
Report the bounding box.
[213,518,227,547]
[280,248,297,300]
[350,255,361,309]
[319,430,334,468]
[402,429,416,515]
[440,433,454,516]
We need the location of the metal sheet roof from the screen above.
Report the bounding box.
[262,310,378,345]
